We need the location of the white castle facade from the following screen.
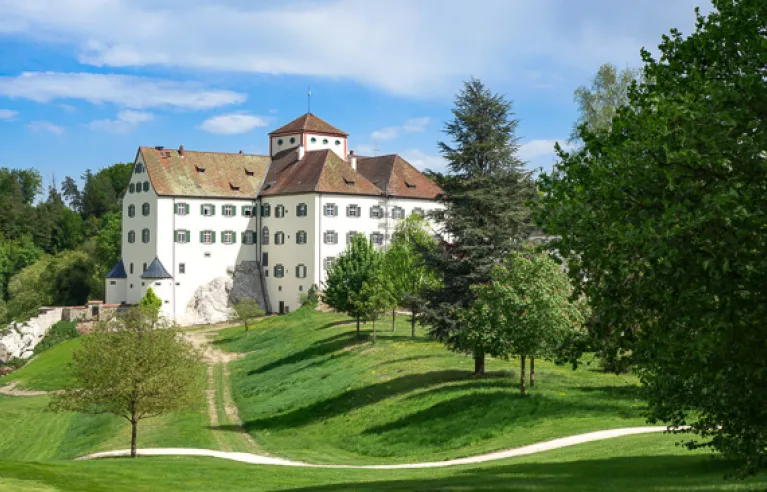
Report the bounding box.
[104,113,444,323]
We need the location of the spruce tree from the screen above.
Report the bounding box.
[424,78,535,375]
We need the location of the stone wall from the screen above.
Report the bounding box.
[0,307,64,362]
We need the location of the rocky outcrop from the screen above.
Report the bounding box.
[181,262,269,326]
[0,308,64,363]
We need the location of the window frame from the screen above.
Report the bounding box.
[143,181,150,192]
[222,230,236,245]
[175,203,189,215]
[370,232,384,246]
[296,230,307,244]
[370,205,384,219]
[141,228,150,243]
[175,229,190,244]
[128,204,135,217]
[262,227,270,245]
[323,203,337,217]
[201,230,215,245]
[274,231,285,245]
[274,264,285,278]
[324,257,336,270]
[275,205,285,218]
[222,204,236,217]
[201,203,215,216]
[346,204,360,218]
[142,202,150,216]
[392,206,405,219]
[296,203,308,217]
[128,230,136,243]
[261,203,271,217]
[323,230,338,244]
[296,264,307,278]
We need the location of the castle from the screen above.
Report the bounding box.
[104,113,444,322]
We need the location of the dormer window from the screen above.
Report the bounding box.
[196,165,206,174]
[343,177,355,186]
[244,168,255,177]
[230,183,240,191]
[405,181,416,189]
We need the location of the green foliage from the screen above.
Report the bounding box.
[231,298,265,332]
[425,78,536,373]
[299,284,320,308]
[537,0,767,474]
[33,320,80,355]
[322,234,384,337]
[386,215,440,336]
[351,269,397,344]
[94,212,122,269]
[571,63,641,140]
[139,287,163,320]
[0,235,42,301]
[51,306,204,457]
[462,250,587,395]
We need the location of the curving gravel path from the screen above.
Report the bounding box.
[77,426,680,469]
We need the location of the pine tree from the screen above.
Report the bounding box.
[322,234,383,338]
[424,78,535,375]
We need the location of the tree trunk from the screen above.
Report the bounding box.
[529,357,535,387]
[474,350,485,375]
[373,318,377,344]
[411,309,417,338]
[356,316,360,338]
[130,418,138,458]
[244,321,249,332]
[392,309,396,332]
[520,354,527,396]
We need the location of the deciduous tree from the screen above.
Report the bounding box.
[231,298,265,332]
[571,63,640,140]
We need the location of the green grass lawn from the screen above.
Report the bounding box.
[2,339,82,391]
[0,433,765,491]
[215,307,648,464]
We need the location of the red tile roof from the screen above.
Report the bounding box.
[260,149,381,196]
[357,154,443,199]
[141,147,270,198]
[269,113,348,137]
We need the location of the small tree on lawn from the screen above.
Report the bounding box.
[386,215,440,337]
[139,287,162,319]
[51,305,204,457]
[322,234,383,338]
[351,270,397,345]
[462,250,586,395]
[231,298,264,332]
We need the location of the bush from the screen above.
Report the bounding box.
[299,284,319,308]
[2,357,27,371]
[33,320,79,355]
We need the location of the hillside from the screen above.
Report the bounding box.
[217,307,647,464]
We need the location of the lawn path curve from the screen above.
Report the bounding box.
[78,426,681,469]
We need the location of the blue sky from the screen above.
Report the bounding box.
[0,0,710,189]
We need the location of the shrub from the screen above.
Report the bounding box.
[33,320,79,355]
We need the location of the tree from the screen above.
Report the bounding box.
[386,215,440,337]
[571,63,640,140]
[351,270,397,345]
[537,0,767,474]
[231,298,265,332]
[462,250,586,395]
[95,212,122,269]
[424,78,536,375]
[52,306,204,457]
[139,288,162,319]
[322,234,383,338]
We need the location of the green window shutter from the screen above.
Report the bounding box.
[184,204,189,214]
[211,231,216,243]
[185,231,190,242]
[174,203,178,214]
[200,204,204,215]
[211,205,216,216]
[173,230,177,242]
[232,231,237,244]
[241,231,245,243]
[199,231,204,243]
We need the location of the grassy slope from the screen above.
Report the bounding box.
[217,308,647,464]
[1,434,766,491]
[2,339,82,391]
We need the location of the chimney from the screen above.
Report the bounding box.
[178,145,185,158]
[297,145,305,161]
[349,150,357,171]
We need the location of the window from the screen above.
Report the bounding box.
[324,230,338,244]
[130,263,134,274]
[296,203,308,216]
[242,230,256,244]
[296,230,307,244]
[143,181,149,192]
[142,228,150,243]
[275,205,285,218]
[204,252,211,258]
[142,203,150,216]
[392,206,405,219]
[128,204,135,217]
[110,280,116,286]
[143,263,147,272]
[310,137,317,143]
[261,203,271,217]
[274,264,285,278]
[324,203,337,217]
[296,264,307,278]
[175,230,190,243]
[277,139,283,145]
[201,204,215,216]
[262,252,268,267]
[175,203,189,215]
[179,263,186,274]
[241,205,254,217]
[129,183,135,193]
[135,183,141,194]
[411,207,425,217]
[222,205,236,217]
[346,204,360,218]
[405,181,416,189]
[324,257,336,270]
[371,232,384,245]
[128,230,136,243]
[322,138,328,144]
[222,230,236,245]
[289,137,296,144]
[346,231,358,244]
[274,231,285,245]
[370,205,384,219]
[201,230,215,244]
[335,140,341,146]
[262,227,270,245]
[299,285,304,291]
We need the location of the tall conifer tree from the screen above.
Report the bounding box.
[425,78,535,374]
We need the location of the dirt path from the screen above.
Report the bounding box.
[0,382,52,397]
[78,426,685,468]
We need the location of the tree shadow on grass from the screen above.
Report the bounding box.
[317,320,358,330]
[246,332,366,376]
[281,455,762,492]
[576,385,642,400]
[242,370,475,432]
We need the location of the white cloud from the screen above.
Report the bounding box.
[0,0,708,96]
[401,149,448,173]
[0,72,246,110]
[27,120,63,134]
[88,110,154,134]
[518,139,575,161]
[0,109,19,120]
[371,116,431,141]
[199,113,268,135]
